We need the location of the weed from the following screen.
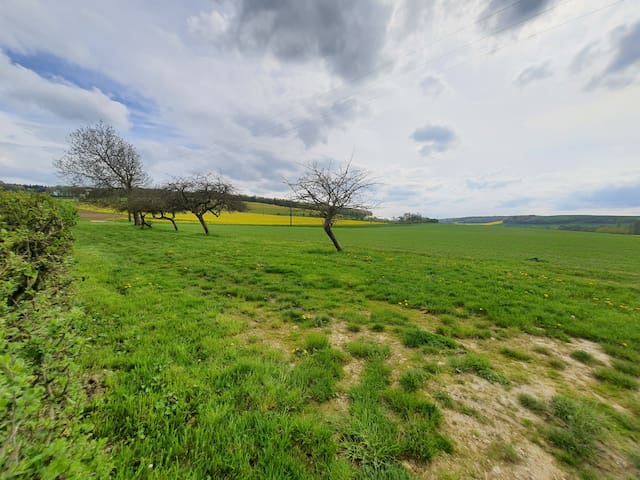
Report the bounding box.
[369,323,385,332]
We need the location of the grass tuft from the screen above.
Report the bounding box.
[593,368,639,390]
[486,441,521,464]
[547,396,602,464]
[518,393,547,415]
[570,350,597,365]
[449,353,507,384]
[401,328,457,349]
[500,347,532,362]
[399,368,427,393]
[345,339,390,360]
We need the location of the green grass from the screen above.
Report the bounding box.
[500,347,532,362]
[449,353,507,384]
[518,393,548,415]
[547,396,602,465]
[593,368,639,390]
[69,221,640,478]
[399,368,428,392]
[345,339,390,360]
[570,350,597,365]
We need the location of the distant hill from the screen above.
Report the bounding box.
[440,215,640,234]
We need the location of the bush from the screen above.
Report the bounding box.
[0,192,110,477]
[1,192,77,306]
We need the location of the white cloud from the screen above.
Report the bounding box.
[0,52,130,129]
[0,0,638,218]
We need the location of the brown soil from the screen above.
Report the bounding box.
[78,209,126,221]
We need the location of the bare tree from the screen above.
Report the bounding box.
[54,121,149,224]
[167,174,244,235]
[287,161,373,251]
[128,188,183,231]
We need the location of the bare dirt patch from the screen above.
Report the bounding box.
[78,209,126,221]
[417,333,636,480]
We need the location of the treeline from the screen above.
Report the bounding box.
[1,183,375,225]
[237,194,373,220]
[0,191,111,477]
[395,212,439,224]
[441,214,640,235]
[558,222,640,235]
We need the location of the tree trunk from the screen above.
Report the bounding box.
[128,210,132,223]
[165,216,178,231]
[140,213,152,229]
[323,217,342,251]
[196,213,209,235]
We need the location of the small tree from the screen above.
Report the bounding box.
[54,121,149,224]
[128,188,182,231]
[167,174,243,235]
[287,161,373,251]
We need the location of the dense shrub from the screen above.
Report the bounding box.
[0,192,110,478]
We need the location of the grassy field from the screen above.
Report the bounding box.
[72,221,640,479]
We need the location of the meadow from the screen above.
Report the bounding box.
[72,221,640,479]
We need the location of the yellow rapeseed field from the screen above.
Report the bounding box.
[78,203,381,226]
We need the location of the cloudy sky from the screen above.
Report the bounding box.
[1,0,638,218]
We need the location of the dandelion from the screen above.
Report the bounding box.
[622,342,628,347]
[543,294,549,298]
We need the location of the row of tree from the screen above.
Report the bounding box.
[54,121,373,250]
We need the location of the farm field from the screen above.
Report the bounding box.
[72,221,640,479]
[77,202,380,226]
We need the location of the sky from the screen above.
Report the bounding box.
[0,0,638,219]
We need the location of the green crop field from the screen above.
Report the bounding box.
[72,221,640,479]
